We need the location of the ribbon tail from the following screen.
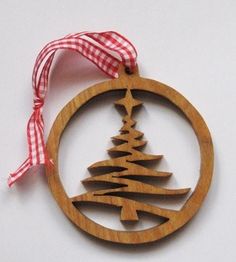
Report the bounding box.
[8,157,32,187]
[8,152,54,187]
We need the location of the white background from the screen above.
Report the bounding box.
[0,0,235,261]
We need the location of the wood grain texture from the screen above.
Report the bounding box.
[46,66,214,244]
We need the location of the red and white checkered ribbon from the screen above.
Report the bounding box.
[8,31,137,187]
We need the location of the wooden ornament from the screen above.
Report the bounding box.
[46,66,214,244]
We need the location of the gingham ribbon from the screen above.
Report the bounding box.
[8,31,137,187]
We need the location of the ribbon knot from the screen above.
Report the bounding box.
[33,98,44,110]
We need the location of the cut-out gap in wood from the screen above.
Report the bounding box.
[75,201,168,230]
[88,166,127,175]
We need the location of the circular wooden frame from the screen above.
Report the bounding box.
[46,70,214,244]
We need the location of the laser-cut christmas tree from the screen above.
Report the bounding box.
[71,88,190,221]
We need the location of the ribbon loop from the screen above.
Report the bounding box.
[86,31,137,70]
[8,31,137,186]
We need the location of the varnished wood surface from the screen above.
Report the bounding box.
[46,66,214,244]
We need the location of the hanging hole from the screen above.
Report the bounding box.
[125,66,133,75]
